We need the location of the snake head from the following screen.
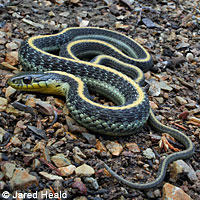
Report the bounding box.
[7,72,69,96]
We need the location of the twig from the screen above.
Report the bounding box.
[49,186,62,200]
[173,122,188,131]
[39,158,63,176]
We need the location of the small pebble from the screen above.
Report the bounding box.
[51,153,71,167]
[162,183,193,200]
[186,52,194,62]
[143,148,155,159]
[126,142,140,153]
[75,164,95,176]
[49,11,55,17]
[0,97,8,112]
[84,177,99,190]
[175,96,187,105]
[39,171,63,181]
[148,81,161,96]
[59,11,70,17]
[179,111,189,119]
[5,42,18,50]
[10,168,38,189]
[106,141,123,156]
[1,162,16,179]
[58,165,76,176]
[196,68,200,74]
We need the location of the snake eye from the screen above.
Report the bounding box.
[23,76,32,84]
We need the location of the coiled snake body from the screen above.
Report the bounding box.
[8,27,194,189]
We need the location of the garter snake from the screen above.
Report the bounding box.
[8,27,194,190]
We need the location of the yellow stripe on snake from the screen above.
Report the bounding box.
[8,27,194,189]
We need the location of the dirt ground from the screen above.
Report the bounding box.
[0,0,200,199]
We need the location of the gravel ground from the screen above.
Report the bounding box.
[0,0,200,199]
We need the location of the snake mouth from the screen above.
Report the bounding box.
[7,72,71,96]
[8,72,42,89]
[8,72,47,90]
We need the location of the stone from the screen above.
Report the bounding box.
[75,164,95,176]
[39,172,63,181]
[58,165,76,176]
[155,97,164,104]
[0,153,8,161]
[5,42,18,50]
[70,0,80,3]
[14,120,27,134]
[170,160,198,183]
[59,11,70,17]
[143,148,155,159]
[33,142,51,162]
[0,97,8,112]
[146,190,155,198]
[33,141,45,152]
[177,35,189,42]
[150,101,158,109]
[32,159,41,170]
[10,136,22,147]
[35,99,55,115]
[148,81,161,96]
[188,116,200,126]
[179,111,189,120]
[196,68,200,74]
[142,18,156,28]
[54,128,65,137]
[106,141,123,156]
[48,11,55,17]
[84,177,99,190]
[196,170,200,180]
[163,92,169,99]
[49,20,56,26]
[72,178,87,195]
[81,132,96,145]
[5,86,16,99]
[153,189,161,197]
[0,181,6,190]
[189,107,200,115]
[5,51,18,65]
[186,53,194,62]
[0,128,7,143]
[158,81,173,91]
[171,84,181,91]
[52,180,63,192]
[1,162,16,179]
[126,142,140,153]
[79,20,89,27]
[0,172,4,180]
[73,154,85,164]
[96,140,107,152]
[22,18,44,29]
[0,62,18,70]
[73,147,86,160]
[51,153,71,167]
[177,77,193,89]
[10,168,38,190]
[162,183,192,200]
[185,103,197,109]
[176,42,190,49]
[103,0,114,6]
[176,96,187,105]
